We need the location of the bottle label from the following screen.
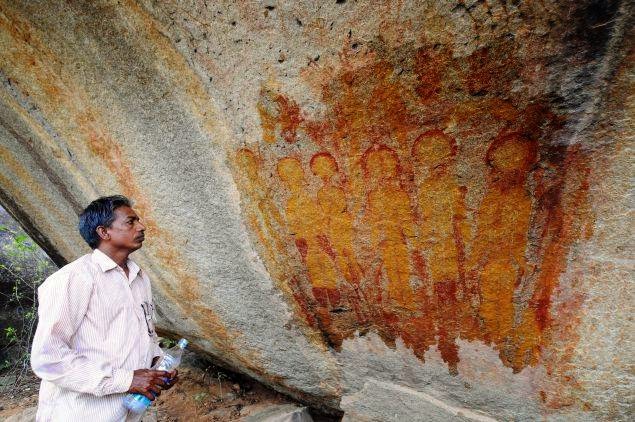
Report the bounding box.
[157,355,175,370]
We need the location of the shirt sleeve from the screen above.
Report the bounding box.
[30,270,134,397]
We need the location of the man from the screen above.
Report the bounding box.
[31,195,178,421]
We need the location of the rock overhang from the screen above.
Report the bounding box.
[0,1,632,420]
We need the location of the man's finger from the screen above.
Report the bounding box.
[164,375,178,389]
[151,370,170,377]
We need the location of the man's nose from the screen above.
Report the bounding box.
[137,220,146,231]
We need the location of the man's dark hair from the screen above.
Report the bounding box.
[78,195,131,249]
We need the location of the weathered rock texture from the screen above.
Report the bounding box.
[0,1,633,420]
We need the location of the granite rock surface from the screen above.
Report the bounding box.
[0,1,632,419]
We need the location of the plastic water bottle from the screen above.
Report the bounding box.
[123,338,188,414]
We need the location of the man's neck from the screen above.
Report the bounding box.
[97,246,130,270]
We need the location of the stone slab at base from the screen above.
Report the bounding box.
[244,403,313,422]
[341,380,496,422]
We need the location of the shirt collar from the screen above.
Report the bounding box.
[127,259,141,282]
[92,249,118,272]
[92,249,141,282]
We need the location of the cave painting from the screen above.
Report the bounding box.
[277,156,355,344]
[311,153,361,287]
[363,145,416,310]
[409,130,473,372]
[468,133,538,368]
[277,157,338,291]
[232,40,593,382]
[311,153,368,326]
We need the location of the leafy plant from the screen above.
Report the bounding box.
[159,337,178,349]
[4,326,17,343]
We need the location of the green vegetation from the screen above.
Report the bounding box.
[0,218,56,386]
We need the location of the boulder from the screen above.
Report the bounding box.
[0,1,632,419]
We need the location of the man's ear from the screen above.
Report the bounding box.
[96,226,110,242]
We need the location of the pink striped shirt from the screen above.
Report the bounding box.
[31,249,162,421]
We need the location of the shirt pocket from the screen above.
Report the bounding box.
[139,301,156,337]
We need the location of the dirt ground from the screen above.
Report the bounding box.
[0,352,339,421]
[0,370,39,420]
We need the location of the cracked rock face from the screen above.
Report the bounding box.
[0,1,632,420]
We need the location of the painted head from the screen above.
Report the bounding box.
[363,144,399,182]
[277,157,305,191]
[78,195,146,252]
[236,148,260,183]
[310,152,338,183]
[486,133,538,176]
[412,130,457,168]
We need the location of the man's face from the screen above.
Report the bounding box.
[102,205,146,252]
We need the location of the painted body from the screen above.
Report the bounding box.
[364,145,416,310]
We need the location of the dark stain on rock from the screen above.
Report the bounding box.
[565,0,623,60]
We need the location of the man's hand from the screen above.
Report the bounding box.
[127,369,173,400]
[163,369,179,390]
[149,356,180,390]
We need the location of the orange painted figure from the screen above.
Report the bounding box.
[277,157,341,313]
[311,152,369,324]
[469,133,538,364]
[412,131,469,286]
[363,145,416,311]
[412,130,472,372]
[311,152,362,285]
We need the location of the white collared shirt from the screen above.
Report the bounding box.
[31,249,162,421]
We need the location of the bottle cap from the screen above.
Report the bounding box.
[177,338,188,349]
